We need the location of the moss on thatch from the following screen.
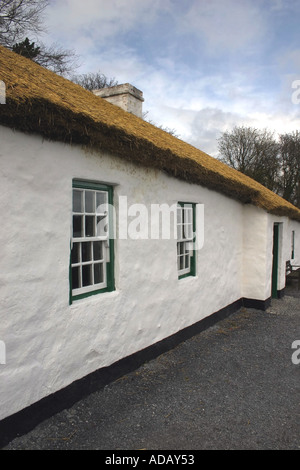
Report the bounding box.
[0,45,299,221]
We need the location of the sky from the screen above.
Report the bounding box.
[41,0,300,157]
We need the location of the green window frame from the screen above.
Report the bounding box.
[69,180,115,303]
[177,202,196,279]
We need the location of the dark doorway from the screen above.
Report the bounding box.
[272,223,279,299]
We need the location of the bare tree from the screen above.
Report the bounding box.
[278,131,300,208]
[218,126,280,192]
[0,0,79,75]
[0,0,48,47]
[34,41,79,76]
[71,71,118,91]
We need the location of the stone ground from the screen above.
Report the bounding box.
[2,281,300,450]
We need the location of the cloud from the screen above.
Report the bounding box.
[179,0,266,55]
[188,108,246,155]
[74,44,148,82]
[150,105,248,157]
[42,0,300,161]
[268,0,300,12]
[46,0,172,46]
[187,107,300,157]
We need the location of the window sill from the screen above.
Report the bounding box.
[178,274,198,282]
[70,288,118,307]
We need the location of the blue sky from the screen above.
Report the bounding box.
[42,0,300,156]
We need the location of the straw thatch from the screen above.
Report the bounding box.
[0,45,300,222]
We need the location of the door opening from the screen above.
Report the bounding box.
[272,223,279,299]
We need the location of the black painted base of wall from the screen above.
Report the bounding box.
[277,288,285,299]
[243,296,271,310]
[0,296,273,448]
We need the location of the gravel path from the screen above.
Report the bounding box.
[3,285,300,450]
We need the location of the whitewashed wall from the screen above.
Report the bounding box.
[242,205,270,301]
[0,125,299,421]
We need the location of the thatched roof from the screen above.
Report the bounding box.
[0,45,300,222]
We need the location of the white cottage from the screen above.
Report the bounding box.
[0,46,300,444]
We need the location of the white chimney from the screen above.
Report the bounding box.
[93,83,144,118]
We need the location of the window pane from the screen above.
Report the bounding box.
[85,191,95,213]
[177,223,182,240]
[179,255,184,270]
[82,242,92,262]
[85,216,95,237]
[184,223,192,240]
[93,241,103,261]
[96,192,107,213]
[73,215,83,238]
[71,242,80,264]
[97,215,108,237]
[82,265,92,287]
[185,207,192,223]
[72,266,80,290]
[177,208,182,238]
[177,207,182,223]
[185,253,190,269]
[94,263,104,284]
[73,190,83,213]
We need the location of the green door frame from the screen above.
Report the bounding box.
[272,223,279,299]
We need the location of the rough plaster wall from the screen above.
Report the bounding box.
[242,205,270,301]
[0,126,244,420]
[1,125,299,420]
